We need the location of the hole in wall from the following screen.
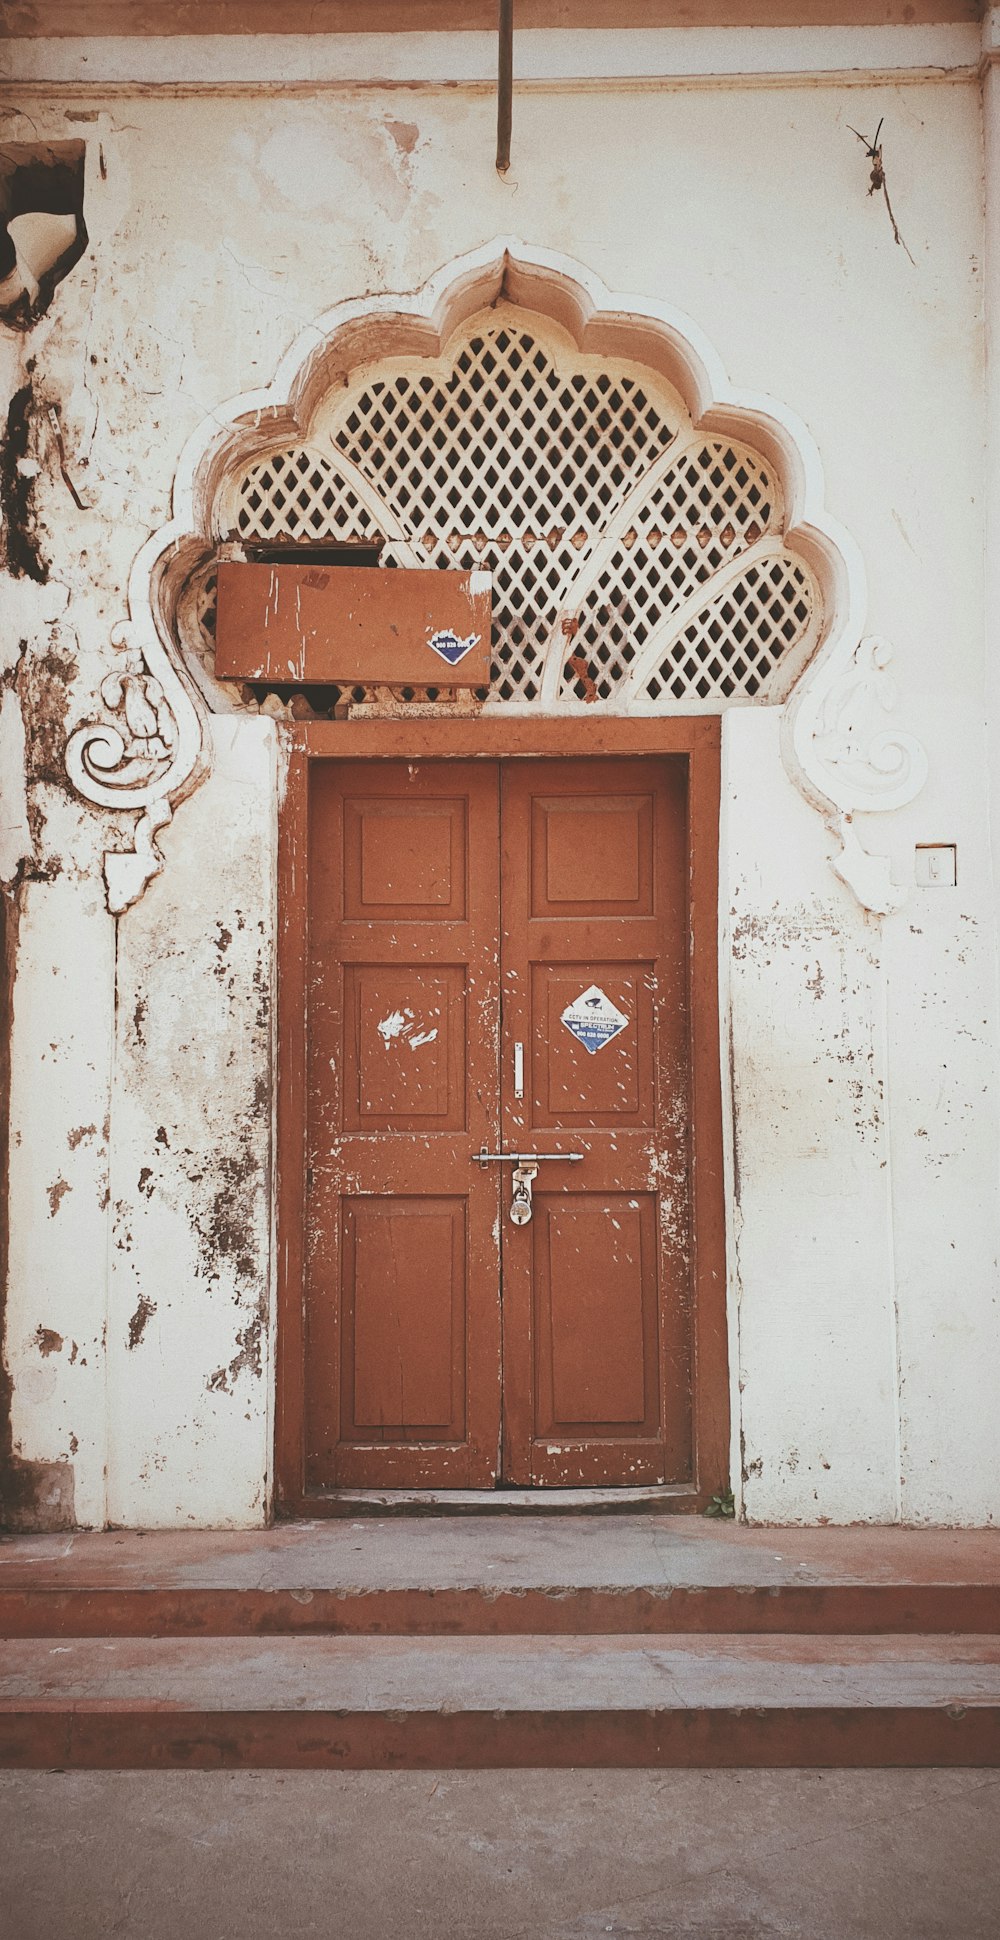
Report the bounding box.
[0,142,88,328]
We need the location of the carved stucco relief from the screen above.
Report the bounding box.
[787,633,928,914]
[65,237,926,916]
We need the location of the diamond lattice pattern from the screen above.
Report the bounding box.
[235,448,383,544]
[643,556,816,704]
[229,320,821,706]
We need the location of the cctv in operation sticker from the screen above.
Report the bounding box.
[560,985,628,1055]
[426,628,479,666]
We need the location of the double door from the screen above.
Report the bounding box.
[302,755,694,1491]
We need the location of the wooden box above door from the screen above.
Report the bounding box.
[214,562,492,687]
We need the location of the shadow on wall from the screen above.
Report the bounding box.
[0,142,88,329]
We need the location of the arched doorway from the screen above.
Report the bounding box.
[202,298,821,1507]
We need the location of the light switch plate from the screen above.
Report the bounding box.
[914,845,957,888]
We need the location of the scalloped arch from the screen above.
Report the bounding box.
[181,239,853,622]
[67,238,925,915]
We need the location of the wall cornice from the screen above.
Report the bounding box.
[0,23,984,91]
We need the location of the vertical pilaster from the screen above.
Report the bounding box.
[984,11,1000,919]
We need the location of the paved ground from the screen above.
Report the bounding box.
[1,1767,998,1939]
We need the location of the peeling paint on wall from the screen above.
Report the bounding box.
[1,888,78,1531]
[20,634,79,788]
[206,1299,267,1395]
[0,378,48,585]
[126,1294,155,1351]
[0,690,33,885]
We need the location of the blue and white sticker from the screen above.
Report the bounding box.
[560,985,628,1055]
[426,627,480,667]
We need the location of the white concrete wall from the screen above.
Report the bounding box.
[722,712,901,1525]
[2,29,998,1524]
[103,716,276,1528]
[5,864,115,1530]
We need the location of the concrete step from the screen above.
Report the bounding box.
[2,1521,999,1638]
[1,1633,997,1769]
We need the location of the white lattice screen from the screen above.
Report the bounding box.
[211,313,822,711]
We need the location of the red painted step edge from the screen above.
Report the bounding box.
[2,1584,999,1638]
[0,1704,997,1770]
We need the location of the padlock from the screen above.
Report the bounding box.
[510,1161,537,1225]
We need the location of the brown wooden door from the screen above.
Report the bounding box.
[304,760,501,1488]
[301,753,693,1493]
[499,759,691,1486]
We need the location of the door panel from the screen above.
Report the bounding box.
[304,760,500,1489]
[533,1192,659,1432]
[500,758,692,1487]
[531,791,654,915]
[345,965,465,1126]
[341,1197,466,1439]
[344,793,469,919]
[532,965,653,1124]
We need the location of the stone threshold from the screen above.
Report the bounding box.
[1,1519,998,1637]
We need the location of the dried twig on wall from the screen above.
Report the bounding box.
[848,120,915,266]
[46,405,86,510]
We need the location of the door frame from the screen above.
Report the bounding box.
[273,715,728,1516]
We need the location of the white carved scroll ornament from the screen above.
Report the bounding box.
[785,633,928,916]
[65,578,203,914]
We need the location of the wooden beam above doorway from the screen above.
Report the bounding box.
[2,1,983,38]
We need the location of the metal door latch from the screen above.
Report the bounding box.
[510,1162,536,1225]
[472,1146,583,1227]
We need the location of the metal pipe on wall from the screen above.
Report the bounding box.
[496,0,514,176]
